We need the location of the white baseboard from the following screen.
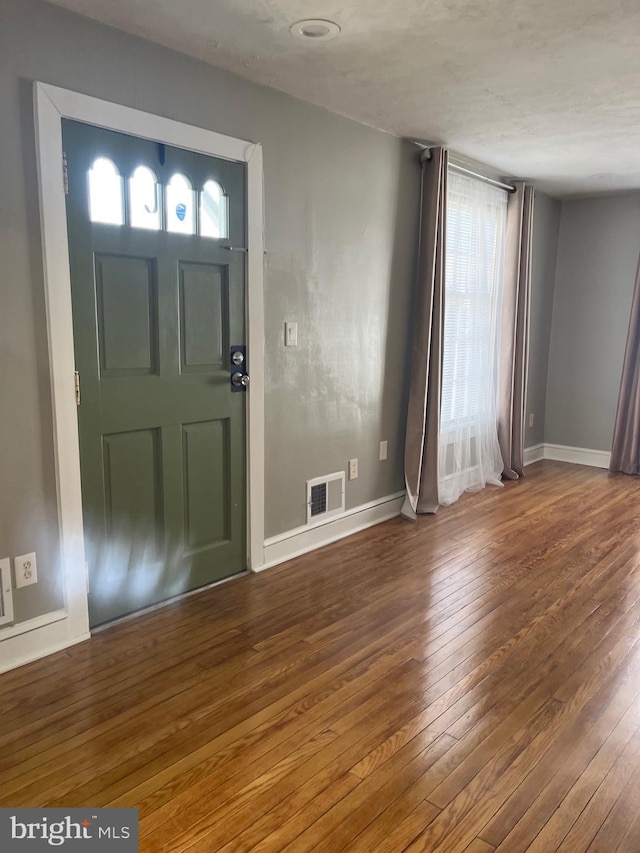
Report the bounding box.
[261,491,406,572]
[0,608,67,641]
[523,443,545,466]
[524,442,610,470]
[0,611,89,675]
[543,443,611,469]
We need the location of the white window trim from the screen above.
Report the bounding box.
[31,82,266,648]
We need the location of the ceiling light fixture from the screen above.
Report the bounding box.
[289,19,341,41]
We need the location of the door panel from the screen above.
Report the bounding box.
[96,254,158,375]
[179,262,227,370]
[183,419,231,549]
[103,429,163,543]
[63,120,247,627]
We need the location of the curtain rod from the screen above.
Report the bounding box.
[419,147,516,193]
[450,162,516,194]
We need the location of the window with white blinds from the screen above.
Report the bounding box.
[441,171,508,431]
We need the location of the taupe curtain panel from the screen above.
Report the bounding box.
[402,147,448,518]
[498,183,534,480]
[610,253,640,473]
[403,156,535,518]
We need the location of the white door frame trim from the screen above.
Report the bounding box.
[33,82,265,642]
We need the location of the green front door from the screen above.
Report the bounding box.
[63,120,247,627]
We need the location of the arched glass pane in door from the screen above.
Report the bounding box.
[88,158,124,225]
[129,165,161,230]
[200,180,228,239]
[166,173,195,234]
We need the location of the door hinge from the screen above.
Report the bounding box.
[62,151,69,195]
[74,370,80,406]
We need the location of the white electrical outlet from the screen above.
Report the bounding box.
[285,322,298,347]
[379,440,388,461]
[348,458,358,480]
[528,413,534,428]
[15,552,37,588]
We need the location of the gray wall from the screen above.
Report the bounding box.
[526,192,560,448]
[545,194,640,451]
[0,0,419,623]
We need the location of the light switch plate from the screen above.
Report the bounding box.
[285,322,298,347]
[349,458,358,480]
[379,440,388,461]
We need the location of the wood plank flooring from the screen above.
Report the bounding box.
[2,460,640,851]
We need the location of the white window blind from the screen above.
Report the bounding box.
[441,171,507,431]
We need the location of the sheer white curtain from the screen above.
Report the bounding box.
[438,171,507,506]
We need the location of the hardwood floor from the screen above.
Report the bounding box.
[2,460,640,851]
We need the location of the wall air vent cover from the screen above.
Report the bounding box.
[306,471,346,526]
[309,483,327,517]
[0,559,15,627]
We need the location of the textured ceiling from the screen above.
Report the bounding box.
[45,0,640,197]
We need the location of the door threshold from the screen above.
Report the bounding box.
[91,570,250,633]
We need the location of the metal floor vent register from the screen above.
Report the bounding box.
[306,472,346,525]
